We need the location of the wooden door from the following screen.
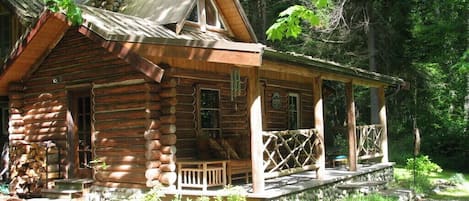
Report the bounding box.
[68,89,93,179]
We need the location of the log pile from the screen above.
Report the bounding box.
[9,142,60,197]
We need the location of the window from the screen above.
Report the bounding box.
[69,90,92,169]
[0,7,11,60]
[199,88,221,138]
[287,93,300,130]
[185,0,225,30]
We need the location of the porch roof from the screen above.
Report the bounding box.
[264,49,405,87]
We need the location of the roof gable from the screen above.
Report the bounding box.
[121,0,194,25]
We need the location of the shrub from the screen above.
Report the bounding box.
[448,173,466,185]
[405,155,442,176]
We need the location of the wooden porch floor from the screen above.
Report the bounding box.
[164,162,394,200]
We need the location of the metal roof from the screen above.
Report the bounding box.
[121,0,194,25]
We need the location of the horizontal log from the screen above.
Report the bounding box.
[102,164,146,172]
[145,140,161,150]
[160,134,177,145]
[161,97,177,106]
[161,106,176,115]
[24,127,67,135]
[145,150,161,161]
[24,106,64,115]
[95,109,146,121]
[159,153,176,164]
[146,120,161,130]
[24,134,67,142]
[23,112,65,121]
[95,119,147,130]
[95,93,147,105]
[94,102,149,112]
[160,115,176,124]
[159,164,176,172]
[159,172,177,185]
[161,78,177,88]
[24,121,66,129]
[96,128,145,139]
[96,156,146,164]
[93,84,146,96]
[145,168,161,180]
[8,83,24,91]
[144,130,161,140]
[95,137,146,147]
[9,134,25,140]
[160,125,176,135]
[145,161,161,169]
[160,88,176,98]
[160,146,176,154]
[95,171,146,181]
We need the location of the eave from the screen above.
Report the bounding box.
[0,11,70,95]
[263,49,405,87]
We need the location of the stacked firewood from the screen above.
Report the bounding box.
[9,142,60,197]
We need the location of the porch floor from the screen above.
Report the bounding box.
[164,162,394,200]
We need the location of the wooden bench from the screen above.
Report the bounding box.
[227,159,251,184]
[177,160,227,191]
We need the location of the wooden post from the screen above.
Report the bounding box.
[248,67,265,193]
[346,82,357,171]
[313,77,325,179]
[378,86,389,163]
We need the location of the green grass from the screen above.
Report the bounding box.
[340,193,398,201]
[393,167,469,200]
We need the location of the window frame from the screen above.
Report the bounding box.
[182,0,229,33]
[287,93,300,130]
[197,86,222,138]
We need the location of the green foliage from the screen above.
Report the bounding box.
[225,185,247,201]
[44,0,83,25]
[266,0,329,41]
[141,186,165,201]
[340,193,398,201]
[405,155,442,176]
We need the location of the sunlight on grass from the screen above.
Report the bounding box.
[394,167,469,200]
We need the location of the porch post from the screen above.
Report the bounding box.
[345,82,357,171]
[248,67,265,193]
[313,77,325,179]
[378,86,389,163]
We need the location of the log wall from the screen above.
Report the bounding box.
[170,68,250,160]
[12,29,154,188]
[262,78,315,131]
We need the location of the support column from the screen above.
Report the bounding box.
[313,77,325,179]
[378,86,389,163]
[248,67,264,193]
[346,82,357,171]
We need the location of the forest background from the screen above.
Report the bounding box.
[240,0,468,171]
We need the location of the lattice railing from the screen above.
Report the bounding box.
[356,124,384,160]
[262,129,321,179]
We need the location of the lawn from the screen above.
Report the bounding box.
[393,167,469,200]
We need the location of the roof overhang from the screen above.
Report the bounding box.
[0,10,165,95]
[0,11,70,95]
[263,49,405,87]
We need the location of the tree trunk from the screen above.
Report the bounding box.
[367,1,379,124]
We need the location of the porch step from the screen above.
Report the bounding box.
[41,189,83,200]
[54,179,94,190]
[41,179,93,200]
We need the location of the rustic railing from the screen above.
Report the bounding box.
[356,124,384,160]
[262,129,321,179]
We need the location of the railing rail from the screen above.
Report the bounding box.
[356,124,384,160]
[262,129,321,179]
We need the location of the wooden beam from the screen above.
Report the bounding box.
[122,43,262,67]
[345,82,357,171]
[248,67,264,193]
[312,77,325,179]
[378,86,389,163]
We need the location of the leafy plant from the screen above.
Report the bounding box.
[44,0,83,25]
[405,155,442,177]
[341,193,398,201]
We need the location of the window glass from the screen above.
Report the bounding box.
[205,0,218,26]
[199,89,221,137]
[288,94,299,130]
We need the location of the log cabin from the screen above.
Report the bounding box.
[0,0,404,199]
